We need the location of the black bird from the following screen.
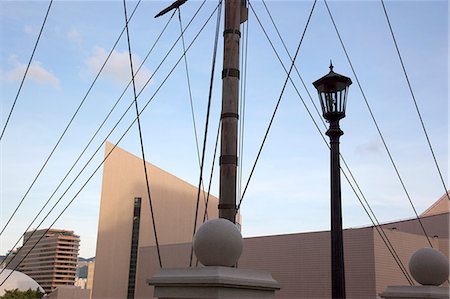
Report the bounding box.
[154,0,188,18]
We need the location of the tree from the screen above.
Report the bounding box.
[0,288,44,299]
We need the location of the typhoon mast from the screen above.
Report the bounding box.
[219,0,247,223]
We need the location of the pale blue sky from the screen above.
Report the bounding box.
[0,0,448,258]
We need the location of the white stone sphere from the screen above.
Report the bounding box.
[409,248,449,286]
[193,218,243,266]
[0,269,44,296]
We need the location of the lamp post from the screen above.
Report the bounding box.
[313,63,352,299]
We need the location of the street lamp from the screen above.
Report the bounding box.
[313,62,352,299]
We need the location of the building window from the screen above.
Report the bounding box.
[127,197,141,299]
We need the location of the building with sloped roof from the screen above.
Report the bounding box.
[92,143,449,299]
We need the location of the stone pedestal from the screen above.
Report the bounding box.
[379,285,449,299]
[147,266,280,299]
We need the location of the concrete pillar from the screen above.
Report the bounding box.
[380,248,449,299]
[148,266,280,299]
[148,219,280,299]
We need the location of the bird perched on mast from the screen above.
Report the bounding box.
[154,0,188,18]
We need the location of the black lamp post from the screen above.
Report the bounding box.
[313,62,352,299]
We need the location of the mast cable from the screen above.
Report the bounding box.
[123,0,162,268]
[238,12,249,201]
[0,1,219,281]
[2,0,204,260]
[203,124,221,227]
[237,3,414,284]
[0,0,53,142]
[177,8,210,219]
[380,0,449,201]
[237,0,317,210]
[0,0,143,238]
[194,120,222,267]
[261,0,325,130]
[324,0,433,247]
[261,0,413,283]
[189,0,223,267]
[0,10,176,276]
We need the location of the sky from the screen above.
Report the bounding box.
[0,0,448,258]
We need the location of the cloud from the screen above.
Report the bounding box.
[67,29,82,46]
[1,61,60,88]
[355,139,383,155]
[84,47,152,89]
[24,25,34,34]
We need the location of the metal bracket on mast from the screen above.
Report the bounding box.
[240,0,248,23]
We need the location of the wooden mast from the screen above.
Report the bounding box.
[219,0,242,223]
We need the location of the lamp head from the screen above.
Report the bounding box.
[313,62,352,121]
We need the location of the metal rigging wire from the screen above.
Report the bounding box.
[323,0,433,247]
[261,0,325,130]
[237,0,317,210]
[260,0,414,284]
[237,8,250,202]
[177,8,210,219]
[202,121,221,227]
[0,10,176,277]
[380,0,449,202]
[189,0,223,267]
[178,9,201,165]
[0,0,53,142]
[0,0,143,238]
[236,3,415,284]
[1,0,207,267]
[123,0,162,268]
[1,2,222,287]
[193,121,222,267]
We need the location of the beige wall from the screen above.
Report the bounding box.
[139,215,448,299]
[47,286,90,299]
[239,229,375,298]
[373,229,444,297]
[92,142,219,299]
[380,213,449,257]
[93,143,449,299]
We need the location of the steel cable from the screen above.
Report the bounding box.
[0,0,54,142]
[0,0,143,238]
[0,1,219,283]
[380,0,449,201]
[260,0,414,284]
[123,0,162,268]
[323,0,433,247]
[189,0,223,267]
[0,7,176,275]
[237,0,317,210]
[177,8,210,220]
[236,2,414,284]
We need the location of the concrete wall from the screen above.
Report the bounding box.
[47,286,90,299]
[92,143,219,299]
[93,143,449,299]
[140,224,448,299]
[373,229,443,297]
[239,228,377,298]
[380,213,449,257]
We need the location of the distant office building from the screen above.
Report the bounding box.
[92,143,449,299]
[75,258,95,293]
[4,228,80,293]
[86,261,95,290]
